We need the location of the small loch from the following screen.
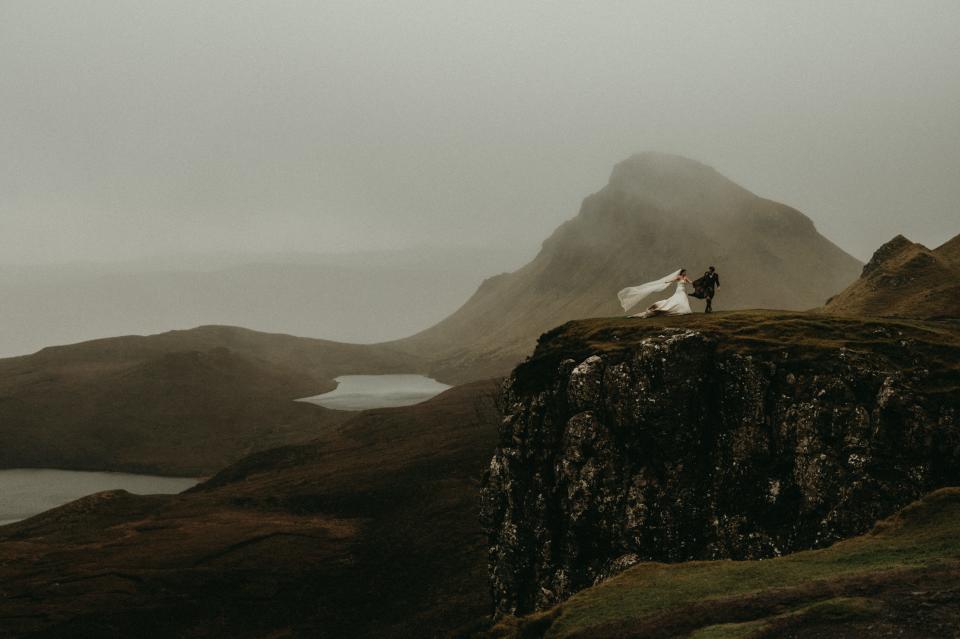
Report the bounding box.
[297,374,451,411]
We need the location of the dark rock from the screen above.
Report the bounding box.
[480,317,960,616]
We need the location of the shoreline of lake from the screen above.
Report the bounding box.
[297,374,451,410]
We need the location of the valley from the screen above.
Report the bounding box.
[0,325,425,475]
[0,380,501,639]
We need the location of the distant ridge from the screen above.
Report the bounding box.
[823,232,960,319]
[0,325,425,474]
[397,152,862,381]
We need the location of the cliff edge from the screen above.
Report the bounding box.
[480,311,960,615]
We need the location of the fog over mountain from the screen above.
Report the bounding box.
[0,246,531,357]
[2,1,959,277]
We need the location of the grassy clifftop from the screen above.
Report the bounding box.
[486,488,960,639]
[513,310,960,398]
[483,309,960,631]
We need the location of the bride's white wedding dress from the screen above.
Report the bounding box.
[617,269,693,318]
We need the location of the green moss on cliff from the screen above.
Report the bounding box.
[688,597,882,639]
[487,488,960,639]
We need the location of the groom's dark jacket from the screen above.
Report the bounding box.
[690,271,719,299]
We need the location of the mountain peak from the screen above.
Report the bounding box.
[934,233,960,267]
[861,234,916,276]
[606,152,755,213]
[824,233,960,319]
[611,151,716,177]
[399,154,862,380]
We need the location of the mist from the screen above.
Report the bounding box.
[0,246,532,357]
[2,2,959,350]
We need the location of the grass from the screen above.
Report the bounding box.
[688,619,770,639]
[688,597,881,639]
[512,310,960,398]
[488,487,960,638]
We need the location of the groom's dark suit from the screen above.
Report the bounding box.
[690,268,720,313]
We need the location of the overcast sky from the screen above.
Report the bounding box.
[2,1,958,264]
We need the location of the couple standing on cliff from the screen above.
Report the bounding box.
[618,267,720,318]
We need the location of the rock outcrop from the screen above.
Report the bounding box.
[480,312,960,616]
[823,232,960,319]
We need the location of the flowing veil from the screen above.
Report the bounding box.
[617,269,682,312]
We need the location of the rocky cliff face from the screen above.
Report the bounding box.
[480,312,960,616]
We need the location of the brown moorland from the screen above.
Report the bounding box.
[823,232,960,319]
[0,379,501,639]
[0,324,426,475]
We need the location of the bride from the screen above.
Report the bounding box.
[618,269,693,318]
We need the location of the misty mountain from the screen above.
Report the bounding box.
[823,233,960,319]
[0,246,531,358]
[398,153,862,381]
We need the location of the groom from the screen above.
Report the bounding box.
[690,266,720,313]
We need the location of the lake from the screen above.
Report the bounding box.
[298,374,451,410]
[0,469,198,526]
[0,375,451,525]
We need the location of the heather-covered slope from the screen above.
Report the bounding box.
[0,380,501,639]
[823,233,960,319]
[398,153,861,382]
[0,325,425,474]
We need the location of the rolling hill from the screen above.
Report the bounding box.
[0,325,425,474]
[0,379,501,639]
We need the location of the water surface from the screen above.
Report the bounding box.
[298,374,451,410]
[0,469,198,526]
